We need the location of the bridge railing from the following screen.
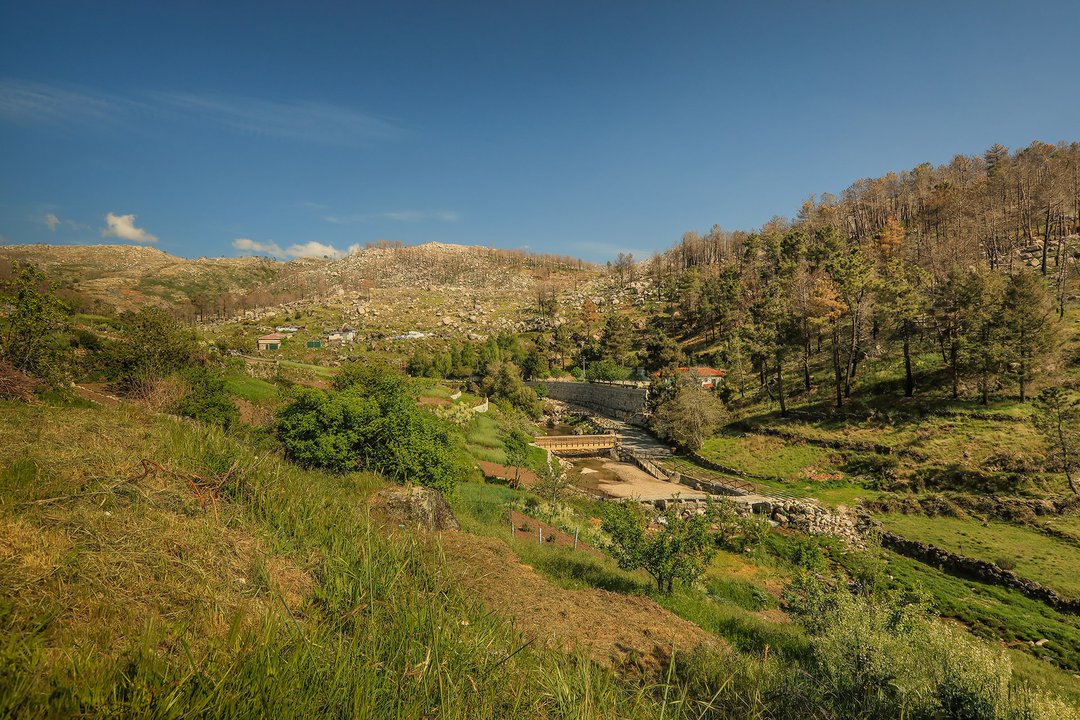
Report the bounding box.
[534,433,620,451]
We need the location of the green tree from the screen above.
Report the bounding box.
[173,366,240,429]
[520,347,548,380]
[279,362,465,493]
[602,501,717,593]
[480,360,540,417]
[0,263,71,385]
[1000,271,1058,402]
[878,257,928,397]
[533,453,573,503]
[1032,387,1079,494]
[598,312,634,366]
[649,378,726,451]
[503,428,532,488]
[107,308,199,393]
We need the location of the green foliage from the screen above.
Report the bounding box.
[502,428,531,487]
[649,379,726,450]
[602,502,717,593]
[1032,386,1080,493]
[0,263,71,385]
[584,358,632,382]
[277,362,466,493]
[172,366,240,429]
[479,360,540,417]
[779,576,1074,719]
[105,307,199,392]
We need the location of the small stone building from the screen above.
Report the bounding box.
[257,332,287,351]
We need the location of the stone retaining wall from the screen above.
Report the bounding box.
[531,380,648,423]
[880,531,1080,614]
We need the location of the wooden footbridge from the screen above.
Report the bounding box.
[533,433,620,455]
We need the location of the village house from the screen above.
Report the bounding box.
[257,332,288,351]
[681,366,726,389]
[326,328,356,347]
[650,366,727,390]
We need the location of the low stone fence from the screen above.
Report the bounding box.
[880,531,1080,614]
[673,471,753,497]
[764,499,869,547]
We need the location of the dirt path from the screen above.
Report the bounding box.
[73,383,122,407]
[438,531,721,675]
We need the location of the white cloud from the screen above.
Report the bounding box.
[0,80,126,128]
[101,212,158,244]
[282,241,350,259]
[232,238,360,259]
[42,212,89,232]
[232,237,284,255]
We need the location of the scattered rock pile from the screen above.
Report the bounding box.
[766,499,873,548]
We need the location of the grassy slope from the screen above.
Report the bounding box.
[879,514,1080,598]
[0,401,687,719]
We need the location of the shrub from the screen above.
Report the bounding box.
[995,556,1017,571]
[172,367,240,430]
[103,308,200,393]
[277,362,466,493]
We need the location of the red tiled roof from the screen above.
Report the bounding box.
[258,333,288,341]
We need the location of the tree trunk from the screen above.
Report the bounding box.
[902,331,914,397]
[950,341,959,400]
[832,325,843,408]
[776,358,787,417]
[1019,326,1027,402]
[1041,203,1052,276]
[1059,418,1077,495]
[844,309,859,398]
[803,340,812,391]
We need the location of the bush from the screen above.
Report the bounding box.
[172,367,240,430]
[995,556,1017,571]
[103,308,200,393]
[277,362,466,493]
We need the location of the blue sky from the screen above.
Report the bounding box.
[1,1,1078,263]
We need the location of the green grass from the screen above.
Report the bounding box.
[0,401,722,720]
[224,375,279,403]
[848,548,1080,672]
[698,430,836,481]
[879,514,1080,598]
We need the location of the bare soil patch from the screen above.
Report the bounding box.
[439,531,721,675]
[508,510,604,559]
[588,460,709,501]
[476,460,539,488]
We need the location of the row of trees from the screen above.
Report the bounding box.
[648,143,1078,412]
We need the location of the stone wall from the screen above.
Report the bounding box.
[880,531,1080,614]
[764,499,871,548]
[531,380,648,423]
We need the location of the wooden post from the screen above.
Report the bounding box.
[538,526,543,545]
[574,528,579,551]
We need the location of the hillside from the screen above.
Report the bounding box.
[0,244,283,313]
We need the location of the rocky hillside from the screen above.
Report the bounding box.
[0,244,282,313]
[0,242,600,318]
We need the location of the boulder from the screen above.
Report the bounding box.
[372,486,460,531]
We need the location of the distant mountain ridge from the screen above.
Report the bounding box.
[0,242,595,315]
